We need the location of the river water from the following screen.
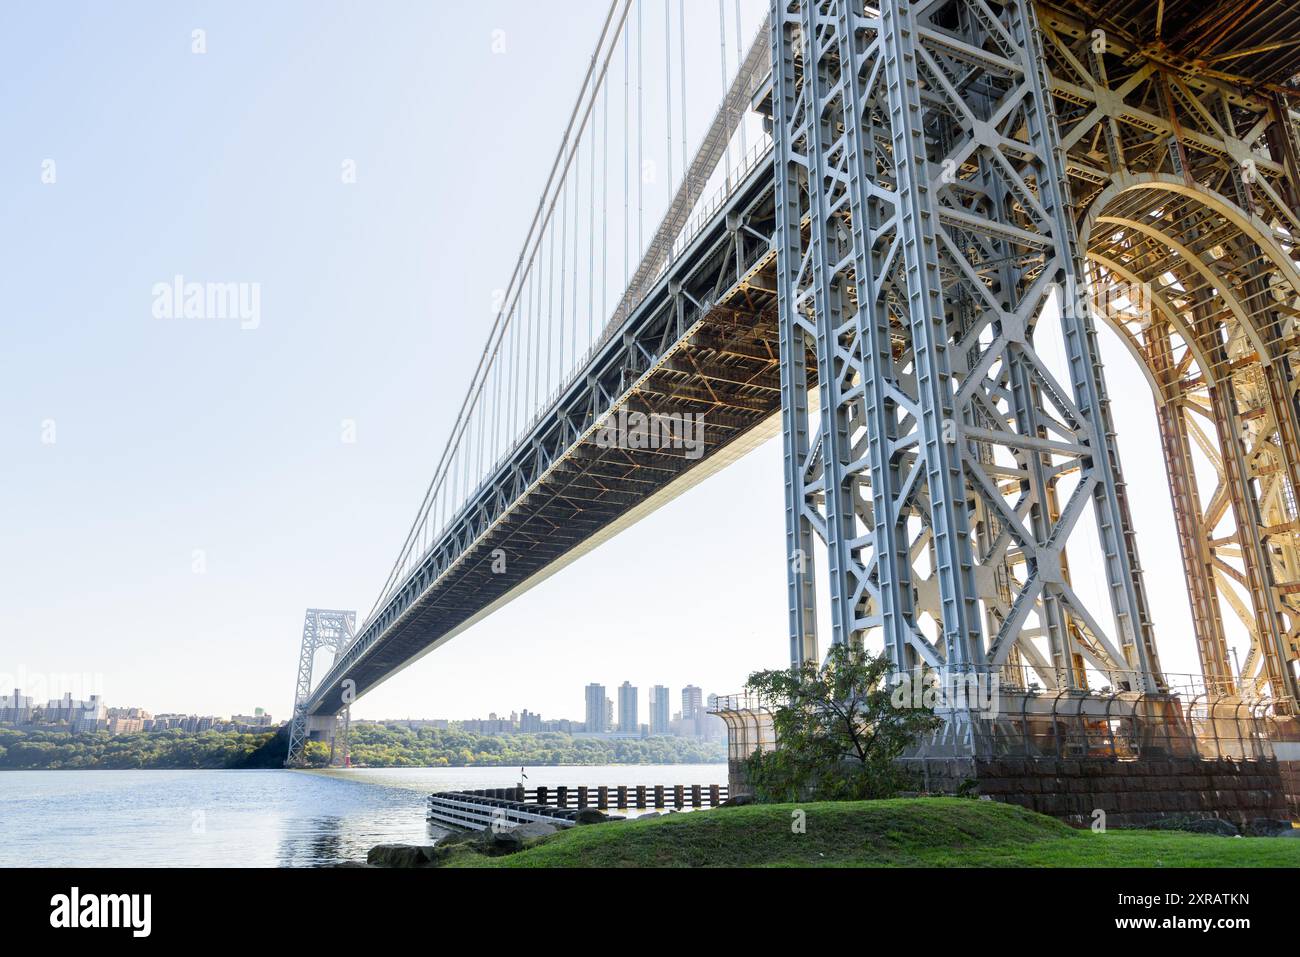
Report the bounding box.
[0,765,727,867]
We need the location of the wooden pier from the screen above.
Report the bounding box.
[427,783,728,832]
[426,788,599,832]
[523,783,728,810]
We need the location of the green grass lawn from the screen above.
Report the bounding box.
[440,798,1300,868]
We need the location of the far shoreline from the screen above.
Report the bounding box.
[0,725,726,771]
[0,760,729,772]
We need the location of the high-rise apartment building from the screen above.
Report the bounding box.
[649,685,670,735]
[681,685,703,721]
[617,681,638,734]
[584,683,608,733]
[0,689,34,724]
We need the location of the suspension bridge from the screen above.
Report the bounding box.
[286,0,1300,785]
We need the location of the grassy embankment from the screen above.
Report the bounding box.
[439,798,1300,868]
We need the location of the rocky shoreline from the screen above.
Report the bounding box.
[359,808,613,868]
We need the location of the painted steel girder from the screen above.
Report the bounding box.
[1087,234,1300,707]
[1039,5,1300,243]
[771,0,819,668]
[772,0,1162,695]
[1055,11,1300,707]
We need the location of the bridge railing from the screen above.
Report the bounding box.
[523,783,728,810]
[426,785,729,832]
[712,672,1283,766]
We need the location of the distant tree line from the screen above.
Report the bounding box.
[0,724,726,770]
[0,727,279,770]
[302,723,725,768]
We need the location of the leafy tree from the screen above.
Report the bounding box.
[742,644,941,802]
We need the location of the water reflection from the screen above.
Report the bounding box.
[277,815,345,868]
[1,764,725,867]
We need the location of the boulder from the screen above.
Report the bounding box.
[1247,818,1294,837]
[1185,818,1241,837]
[435,829,481,848]
[573,808,608,825]
[1149,816,1239,837]
[508,821,559,841]
[720,794,755,807]
[366,844,440,868]
[484,827,526,854]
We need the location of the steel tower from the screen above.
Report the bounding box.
[773,0,1163,717]
[286,609,356,767]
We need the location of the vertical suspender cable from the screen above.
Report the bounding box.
[624,25,630,299]
[509,282,518,442]
[526,269,535,419]
[602,76,609,335]
[718,0,732,189]
[679,0,686,187]
[665,0,674,193]
[546,217,555,399]
[475,378,484,488]
[571,143,579,369]
[589,118,596,350]
[734,0,747,159]
[492,337,501,467]
[559,176,568,385]
[637,0,644,261]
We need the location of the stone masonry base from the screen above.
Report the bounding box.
[915,757,1293,829]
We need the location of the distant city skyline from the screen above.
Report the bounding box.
[0,687,275,734]
[0,679,728,734]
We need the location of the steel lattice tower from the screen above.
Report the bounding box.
[772,0,1163,715]
[286,609,356,768]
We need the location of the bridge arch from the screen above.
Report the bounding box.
[1080,173,1300,376]
[1079,172,1300,709]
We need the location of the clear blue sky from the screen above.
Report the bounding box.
[1,1,1211,726]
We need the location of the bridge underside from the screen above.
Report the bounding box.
[307,160,788,715]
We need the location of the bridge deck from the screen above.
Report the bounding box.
[307,151,784,715]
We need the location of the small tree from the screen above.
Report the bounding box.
[743,644,940,802]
